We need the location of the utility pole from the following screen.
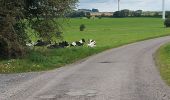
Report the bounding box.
[162,0,165,20]
[118,0,120,11]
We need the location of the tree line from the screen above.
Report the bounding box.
[69,9,170,18]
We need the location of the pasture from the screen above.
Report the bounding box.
[1,18,170,73]
[64,18,170,47]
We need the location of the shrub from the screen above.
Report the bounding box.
[98,16,102,19]
[86,12,91,19]
[86,16,91,19]
[164,18,170,27]
[101,13,105,17]
[80,24,86,31]
[0,36,9,58]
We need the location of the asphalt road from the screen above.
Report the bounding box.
[1,36,170,100]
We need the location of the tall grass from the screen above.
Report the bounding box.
[155,43,170,86]
[0,47,106,73]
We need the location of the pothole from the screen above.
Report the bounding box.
[85,90,97,97]
[87,93,96,97]
[99,61,112,63]
[39,94,57,99]
[66,89,97,97]
[66,90,86,96]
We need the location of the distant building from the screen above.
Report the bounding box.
[142,11,162,16]
[77,9,113,17]
[90,12,114,17]
[78,9,92,12]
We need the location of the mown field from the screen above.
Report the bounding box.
[156,43,170,86]
[1,18,170,73]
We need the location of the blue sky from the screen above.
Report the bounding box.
[78,0,170,12]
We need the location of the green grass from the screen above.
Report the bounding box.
[1,18,170,73]
[0,47,105,73]
[155,43,170,86]
[63,18,170,47]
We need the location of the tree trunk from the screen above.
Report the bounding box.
[0,15,25,59]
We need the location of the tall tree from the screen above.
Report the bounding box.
[0,0,26,58]
[92,9,99,12]
[0,0,78,58]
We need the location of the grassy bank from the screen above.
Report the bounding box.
[1,18,170,73]
[155,43,170,86]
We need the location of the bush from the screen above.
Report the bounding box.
[0,36,9,58]
[86,12,91,19]
[98,16,102,19]
[80,24,86,31]
[164,18,170,27]
[86,16,91,19]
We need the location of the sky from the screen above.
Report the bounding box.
[78,0,170,12]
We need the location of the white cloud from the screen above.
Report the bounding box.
[78,0,170,12]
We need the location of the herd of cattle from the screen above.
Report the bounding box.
[26,39,96,49]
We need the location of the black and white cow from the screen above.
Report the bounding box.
[47,41,69,49]
[59,41,69,48]
[26,40,35,47]
[70,39,86,47]
[34,40,51,46]
[87,39,96,47]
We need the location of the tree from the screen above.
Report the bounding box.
[101,13,106,17]
[129,11,135,17]
[153,12,160,17]
[113,9,131,17]
[86,12,91,19]
[0,0,27,58]
[113,11,121,17]
[80,24,86,31]
[92,9,99,12]
[0,0,78,58]
[25,0,78,41]
[166,11,170,18]
[69,11,86,18]
[164,18,170,27]
[120,9,130,17]
[134,10,143,17]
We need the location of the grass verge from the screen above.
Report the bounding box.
[155,43,170,86]
[0,47,107,73]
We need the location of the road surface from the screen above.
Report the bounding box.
[1,36,170,100]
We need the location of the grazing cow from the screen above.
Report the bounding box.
[59,41,69,48]
[47,41,69,49]
[47,43,60,49]
[79,38,86,44]
[70,42,77,46]
[87,39,96,48]
[70,39,86,47]
[26,40,35,47]
[34,40,51,46]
